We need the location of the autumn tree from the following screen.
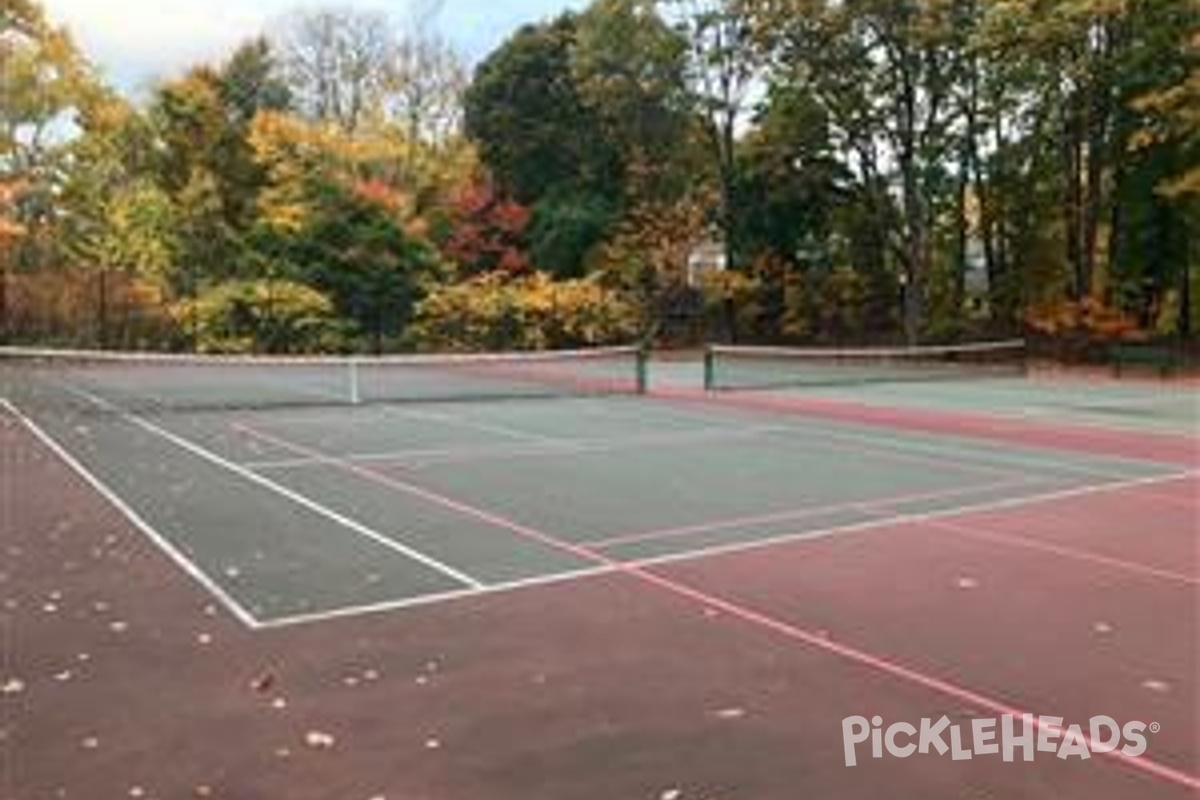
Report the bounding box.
[61,93,178,345]
[248,112,438,352]
[0,178,27,340]
[142,39,291,305]
[436,181,531,278]
[1,0,100,271]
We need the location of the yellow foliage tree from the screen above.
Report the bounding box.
[409,271,639,351]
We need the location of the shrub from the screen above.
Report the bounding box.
[409,272,640,351]
[176,279,345,354]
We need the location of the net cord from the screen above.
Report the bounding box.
[0,344,643,368]
[706,339,1027,361]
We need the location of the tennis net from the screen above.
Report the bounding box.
[1,345,648,414]
[704,340,1027,392]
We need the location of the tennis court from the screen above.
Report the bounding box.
[2,345,1197,799]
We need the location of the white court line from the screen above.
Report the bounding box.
[242,424,797,471]
[256,465,1197,630]
[65,387,486,592]
[258,563,618,628]
[258,389,1172,481]
[247,422,1200,790]
[378,404,564,445]
[0,398,262,630]
[240,397,570,457]
[942,376,1200,409]
[914,393,1200,438]
[695,382,1200,445]
[33,387,1197,633]
[1071,394,1200,410]
[647,393,1181,478]
[584,475,1037,549]
[635,468,1200,571]
[260,403,1051,493]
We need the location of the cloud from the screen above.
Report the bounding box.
[41,0,293,90]
[39,0,587,93]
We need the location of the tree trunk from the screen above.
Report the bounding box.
[1063,101,1086,300]
[899,68,925,344]
[1107,159,1126,311]
[1181,255,1193,340]
[720,114,737,275]
[953,150,970,317]
[1082,85,1110,301]
[965,70,996,320]
[97,268,109,349]
[983,116,1008,319]
[0,259,8,344]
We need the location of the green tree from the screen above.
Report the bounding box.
[1111,2,1199,336]
[268,180,438,353]
[218,37,293,125]
[974,0,1198,335]
[573,0,695,202]
[464,15,621,205]
[764,0,978,340]
[731,84,863,340]
[733,84,846,273]
[528,188,618,279]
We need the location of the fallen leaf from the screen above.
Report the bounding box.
[249,672,276,693]
[304,731,336,750]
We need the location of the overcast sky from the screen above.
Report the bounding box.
[41,0,585,96]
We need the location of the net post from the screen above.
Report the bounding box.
[348,358,361,405]
[635,346,649,395]
[703,346,715,391]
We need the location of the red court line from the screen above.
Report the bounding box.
[252,404,1038,484]
[230,419,1200,792]
[655,388,1200,467]
[926,518,1200,587]
[585,476,1034,549]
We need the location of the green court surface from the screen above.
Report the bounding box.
[784,378,1197,435]
[5,375,1183,628]
[654,358,1198,436]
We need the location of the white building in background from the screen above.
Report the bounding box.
[687,239,727,288]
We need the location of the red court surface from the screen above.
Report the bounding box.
[2,393,1197,800]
